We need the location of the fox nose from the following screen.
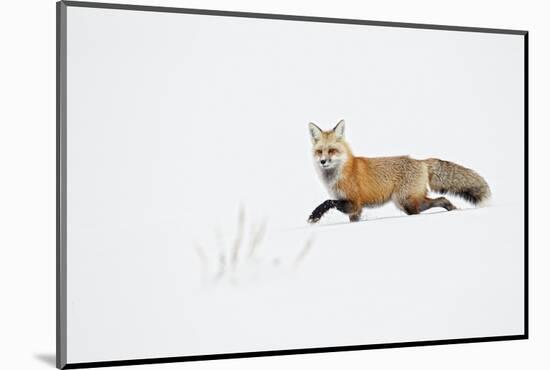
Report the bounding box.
[320,159,327,165]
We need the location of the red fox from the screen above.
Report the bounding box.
[307,120,491,223]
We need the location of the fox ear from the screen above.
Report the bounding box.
[308,122,322,143]
[333,120,345,139]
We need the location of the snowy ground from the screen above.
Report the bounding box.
[67,204,524,362]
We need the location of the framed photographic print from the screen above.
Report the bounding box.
[57,1,528,368]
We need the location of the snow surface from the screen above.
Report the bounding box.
[66,203,524,362]
[176,206,524,358]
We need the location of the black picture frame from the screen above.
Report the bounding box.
[56,1,529,368]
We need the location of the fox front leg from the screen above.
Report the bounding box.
[308,199,354,223]
[308,200,334,223]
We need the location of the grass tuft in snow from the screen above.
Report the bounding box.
[192,205,316,287]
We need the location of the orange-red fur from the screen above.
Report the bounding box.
[308,120,490,222]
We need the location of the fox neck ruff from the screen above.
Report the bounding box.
[317,156,354,200]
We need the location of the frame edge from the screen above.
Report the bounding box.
[57,1,68,369]
[523,31,529,339]
[62,335,528,369]
[62,0,527,35]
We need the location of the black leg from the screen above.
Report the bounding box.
[308,199,354,223]
[403,204,420,215]
[419,197,456,212]
[333,200,355,214]
[349,214,361,222]
[308,200,335,223]
[400,196,457,216]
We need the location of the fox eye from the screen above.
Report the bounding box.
[315,149,322,156]
[328,148,339,155]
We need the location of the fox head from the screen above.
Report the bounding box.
[308,120,352,171]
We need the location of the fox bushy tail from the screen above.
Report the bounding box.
[424,158,491,205]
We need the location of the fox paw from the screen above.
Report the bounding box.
[307,215,320,224]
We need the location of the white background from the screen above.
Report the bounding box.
[0,0,546,369]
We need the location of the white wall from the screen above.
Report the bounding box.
[0,0,547,369]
